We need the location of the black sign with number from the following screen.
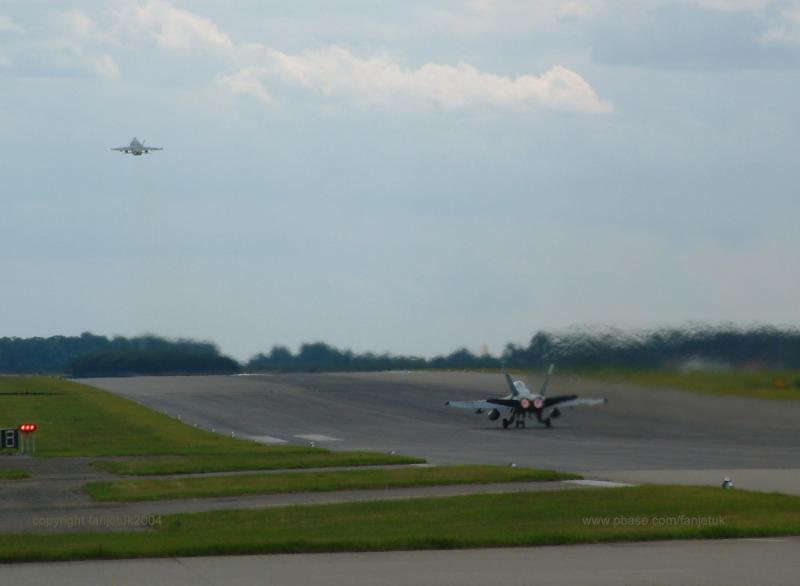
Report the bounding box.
[1,428,18,449]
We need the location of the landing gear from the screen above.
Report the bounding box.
[502,411,535,429]
[535,411,553,428]
[501,411,526,429]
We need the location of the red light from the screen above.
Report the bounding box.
[19,423,36,433]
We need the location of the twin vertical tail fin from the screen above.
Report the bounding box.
[504,373,519,397]
[503,363,555,397]
[539,364,555,396]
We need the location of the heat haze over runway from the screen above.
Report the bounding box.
[83,371,800,491]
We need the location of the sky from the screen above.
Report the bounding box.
[1,0,799,360]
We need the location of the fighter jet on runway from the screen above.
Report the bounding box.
[445,365,606,429]
[110,137,163,156]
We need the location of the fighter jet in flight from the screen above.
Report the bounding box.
[445,365,606,429]
[110,137,163,156]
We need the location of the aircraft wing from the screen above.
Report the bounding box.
[550,397,607,409]
[445,400,497,410]
[544,395,576,408]
[110,147,130,151]
[445,398,518,410]
[144,146,163,151]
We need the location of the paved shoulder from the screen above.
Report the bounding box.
[2,538,798,585]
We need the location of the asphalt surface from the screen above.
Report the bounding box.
[3,372,799,582]
[3,537,799,586]
[83,371,800,477]
[0,475,593,534]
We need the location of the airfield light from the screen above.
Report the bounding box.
[19,423,37,433]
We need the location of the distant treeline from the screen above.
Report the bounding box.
[245,343,498,372]
[71,349,239,377]
[500,326,800,370]
[246,327,800,372]
[1,326,799,376]
[0,333,238,377]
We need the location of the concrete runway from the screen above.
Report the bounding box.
[84,371,800,490]
[3,372,797,582]
[4,537,799,586]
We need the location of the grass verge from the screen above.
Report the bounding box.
[0,376,268,456]
[84,465,577,501]
[0,377,424,471]
[3,485,800,561]
[0,470,30,480]
[92,451,423,476]
[583,369,800,401]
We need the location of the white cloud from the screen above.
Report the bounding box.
[60,10,96,38]
[125,1,610,114]
[418,0,781,42]
[628,0,777,12]
[677,0,775,11]
[426,0,606,38]
[0,17,22,67]
[559,1,599,19]
[0,15,25,34]
[37,43,121,80]
[219,67,273,103]
[83,53,120,80]
[0,2,235,81]
[36,10,121,79]
[219,45,611,113]
[0,10,121,80]
[121,0,235,53]
[762,5,800,44]
[3,1,611,113]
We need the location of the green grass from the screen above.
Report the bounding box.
[2,485,800,562]
[84,465,577,501]
[93,451,424,476]
[0,378,423,472]
[0,376,267,456]
[583,369,800,400]
[0,470,30,480]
